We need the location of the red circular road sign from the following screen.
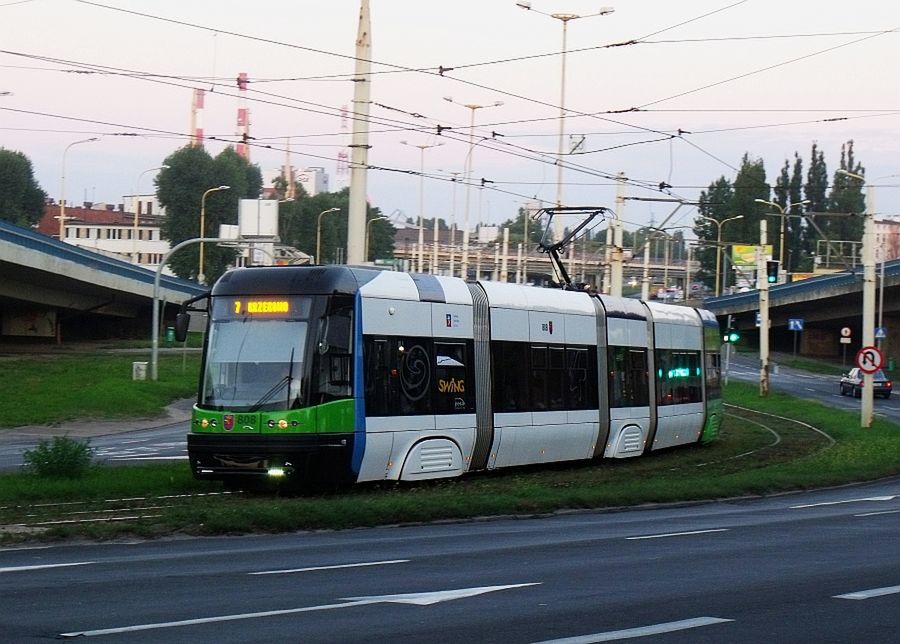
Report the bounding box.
[855,346,884,374]
[841,326,852,337]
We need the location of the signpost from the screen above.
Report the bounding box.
[840,326,852,368]
[788,318,804,357]
[855,345,884,374]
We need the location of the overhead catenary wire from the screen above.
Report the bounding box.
[10,1,892,220]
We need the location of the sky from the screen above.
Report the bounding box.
[1,0,898,239]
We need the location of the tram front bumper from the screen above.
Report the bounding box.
[187,432,355,480]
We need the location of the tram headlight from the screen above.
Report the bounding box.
[278,419,288,429]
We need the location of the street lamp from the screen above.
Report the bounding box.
[837,168,875,428]
[316,207,340,265]
[132,165,169,263]
[444,96,504,279]
[365,215,390,262]
[401,140,443,272]
[58,137,99,241]
[754,198,809,273]
[697,214,743,297]
[198,185,230,284]
[517,1,614,243]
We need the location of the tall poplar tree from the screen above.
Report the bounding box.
[827,140,865,243]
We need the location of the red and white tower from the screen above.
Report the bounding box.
[190,88,205,147]
[236,72,250,160]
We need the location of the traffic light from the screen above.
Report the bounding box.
[723,329,741,343]
[765,260,780,284]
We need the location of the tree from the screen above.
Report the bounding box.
[499,207,545,247]
[694,176,734,288]
[0,148,46,227]
[278,187,392,264]
[827,140,865,243]
[156,145,262,282]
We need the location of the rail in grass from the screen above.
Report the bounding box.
[177,265,722,485]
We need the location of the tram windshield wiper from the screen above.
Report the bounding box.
[247,375,291,412]
[247,348,297,412]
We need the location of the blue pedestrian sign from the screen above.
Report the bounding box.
[788,318,804,332]
[875,327,887,340]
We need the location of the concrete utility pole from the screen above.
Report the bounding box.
[837,169,875,427]
[609,172,626,296]
[758,219,770,397]
[346,0,371,265]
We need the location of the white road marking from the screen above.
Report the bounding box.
[533,616,734,643]
[855,509,900,517]
[60,583,540,637]
[805,387,816,392]
[249,559,409,575]
[790,495,897,509]
[106,456,189,461]
[0,561,94,573]
[626,528,728,540]
[834,584,900,600]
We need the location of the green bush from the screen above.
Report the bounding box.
[22,436,94,478]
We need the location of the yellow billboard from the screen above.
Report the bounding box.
[731,244,773,267]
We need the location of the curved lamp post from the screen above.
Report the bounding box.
[400,140,443,272]
[316,207,340,265]
[697,214,743,297]
[444,96,504,279]
[58,137,99,240]
[198,185,230,283]
[365,215,390,262]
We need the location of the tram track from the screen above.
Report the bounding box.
[0,492,236,536]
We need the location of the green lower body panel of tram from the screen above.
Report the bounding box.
[187,400,357,481]
[700,398,723,443]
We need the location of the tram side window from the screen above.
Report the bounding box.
[363,336,434,416]
[567,347,598,410]
[656,350,702,405]
[364,338,392,417]
[492,341,529,412]
[608,346,650,408]
[313,298,354,403]
[434,341,474,414]
[531,346,549,410]
[705,349,721,398]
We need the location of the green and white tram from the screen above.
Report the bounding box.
[181,265,721,485]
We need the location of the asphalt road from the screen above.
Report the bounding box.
[0,421,189,472]
[724,351,900,424]
[1,479,897,643]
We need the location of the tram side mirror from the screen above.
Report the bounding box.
[174,312,190,343]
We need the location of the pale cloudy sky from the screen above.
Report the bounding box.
[1,0,898,236]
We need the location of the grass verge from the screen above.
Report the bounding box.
[0,352,199,427]
[1,381,898,544]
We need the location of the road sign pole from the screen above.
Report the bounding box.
[758,220,770,397]
[793,330,798,358]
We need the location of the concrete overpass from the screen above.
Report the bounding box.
[704,260,900,359]
[0,219,204,343]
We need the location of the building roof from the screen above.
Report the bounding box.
[36,203,164,237]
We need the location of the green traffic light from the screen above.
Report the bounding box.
[728,332,740,343]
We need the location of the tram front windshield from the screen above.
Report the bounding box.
[201,296,311,411]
